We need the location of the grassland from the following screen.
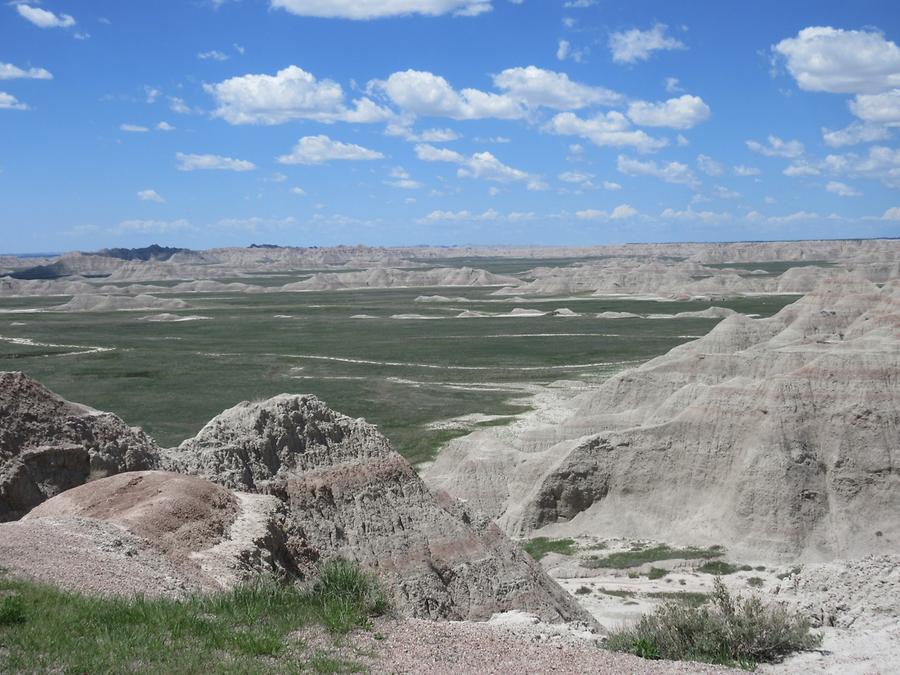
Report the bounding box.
[0,276,800,465]
[0,561,385,674]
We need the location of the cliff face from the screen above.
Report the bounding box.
[0,372,160,521]
[169,395,591,623]
[426,275,900,561]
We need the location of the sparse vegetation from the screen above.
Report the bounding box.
[0,560,385,672]
[646,567,668,580]
[584,544,724,569]
[747,577,764,588]
[697,561,740,575]
[646,591,710,608]
[776,566,802,580]
[607,578,821,668]
[597,588,636,598]
[522,537,577,560]
[575,586,592,595]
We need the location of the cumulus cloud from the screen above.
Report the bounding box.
[617,155,699,188]
[385,123,460,142]
[627,95,710,129]
[16,4,75,28]
[414,143,542,187]
[696,154,724,176]
[0,63,52,80]
[882,206,900,220]
[746,135,804,158]
[198,50,229,61]
[155,121,175,131]
[114,219,191,234]
[822,122,890,147]
[206,66,391,125]
[0,92,29,110]
[575,204,638,220]
[137,189,165,203]
[558,170,594,187]
[120,124,149,133]
[660,207,731,223]
[270,0,492,20]
[733,165,761,176]
[176,152,256,171]
[849,89,900,127]
[492,66,623,109]
[773,27,900,94]
[609,23,684,64]
[385,166,421,189]
[277,135,384,165]
[546,111,667,153]
[825,180,861,197]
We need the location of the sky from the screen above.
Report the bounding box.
[1,0,900,253]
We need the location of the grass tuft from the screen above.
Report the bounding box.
[521,537,577,560]
[607,578,820,669]
[584,544,724,569]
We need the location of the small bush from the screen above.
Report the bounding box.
[607,578,820,668]
[647,567,668,580]
[598,588,635,598]
[646,591,710,608]
[522,537,577,560]
[698,561,739,575]
[0,595,26,626]
[776,566,802,580]
[747,577,764,588]
[575,586,592,595]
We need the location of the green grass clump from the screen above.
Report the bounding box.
[747,577,764,588]
[0,560,385,673]
[607,579,821,669]
[776,566,802,580]
[575,586,592,595]
[646,567,668,580]
[597,588,635,598]
[698,561,740,575]
[522,537,577,560]
[584,544,724,569]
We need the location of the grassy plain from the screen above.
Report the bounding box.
[0,278,800,464]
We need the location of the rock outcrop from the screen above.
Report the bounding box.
[168,395,590,623]
[425,274,900,562]
[0,372,160,521]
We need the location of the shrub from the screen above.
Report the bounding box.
[522,537,577,560]
[585,544,724,569]
[747,577,764,588]
[698,561,739,575]
[575,586,592,595]
[647,567,668,580]
[607,578,820,668]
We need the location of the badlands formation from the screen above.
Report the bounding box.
[1,239,898,671]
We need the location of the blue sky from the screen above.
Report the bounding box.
[1,0,899,252]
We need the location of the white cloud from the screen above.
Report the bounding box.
[385,123,460,143]
[493,66,623,109]
[168,97,197,115]
[733,165,761,176]
[849,89,900,126]
[207,66,391,125]
[137,189,165,203]
[825,180,861,197]
[0,63,52,80]
[198,50,229,61]
[664,77,683,93]
[627,94,710,129]
[559,170,594,187]
[746,135,804,158]
[822,122,890,147]
[290,186,306,196]
[660,207,731,223]
[270,0,492,20]
[575,204,638,220]
[373,69,523,120]
[114,219,191,234]
[713,185,740,199]
[609,23,685,64]
[0,92,29,110]
[783,161,820,177]
[557,40,571,61]
[617,154,699,188]
[603,181,622,191]
[16,4,75,28]
[418,208,501,223]
[882,206,900,220]
[144,86,161,103]
[546,111,668,153]
[155,121,175,131]
[277,135,384,165]
[696,154,724,176]
[385,166,421,189]
[773,27,900,94]
[176,152,256,171]
[120,123,149,133]
[415,143,540,186]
